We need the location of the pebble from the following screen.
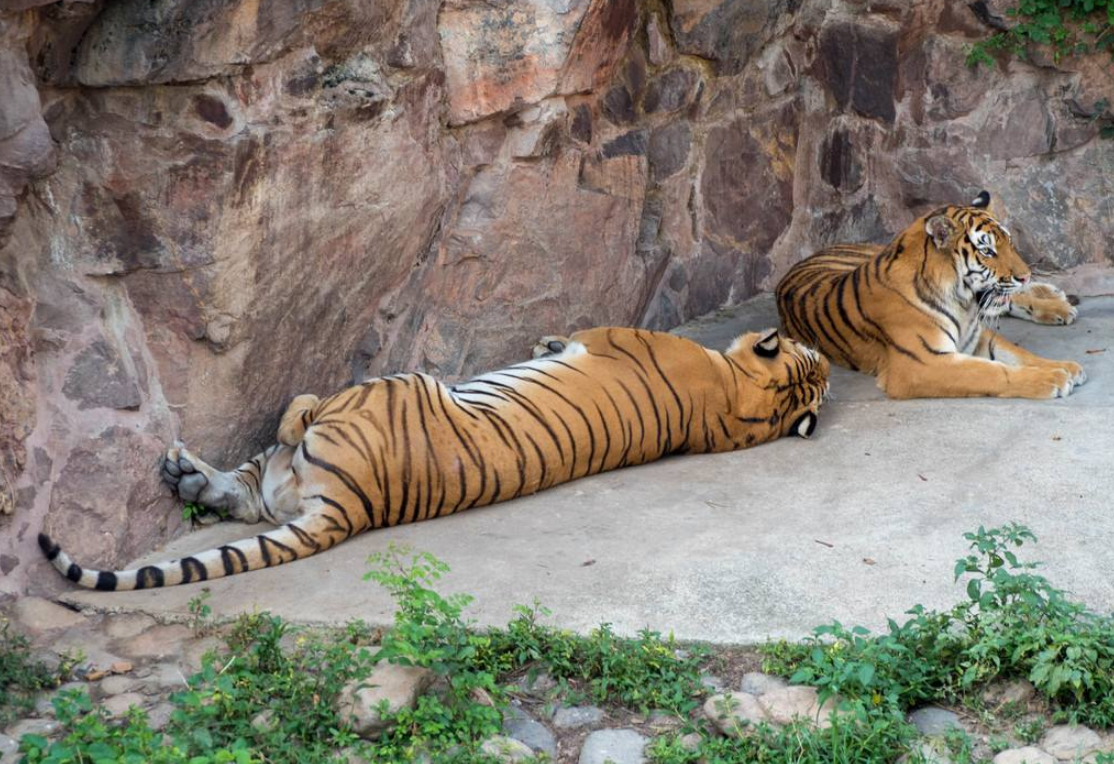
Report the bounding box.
[703,692,769,737]
[101,692,145,718]
[993,747,1057,764]
[251,710,277,733]
[552,705,604,729]
[1039,725,1102,761]
[679,732,702,752]
[0,734,17,757]
[481,735,535,763]
[908,707,962,736]
[740,672,788,696]
[12,598,87,634]
[579,729,647,764]
[5,719,61,739]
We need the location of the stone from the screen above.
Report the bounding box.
[4,719,61,739]
[552,705,604,729]
[646,14,672,66]
[251,710,277,734]
[648,122,691,181]
[99,674,143,696]
[61,339,142,411]
[679,732,701,751]
[1039,725,1102,761]
[703,692,769,737]
[602,85,636,124]
[104,614,157,640]
[759,686,841,729]
[984,681,1033,708]
[0,734,17,759]
[513,671,557,696]
[700,673,725,693]
[118,624,193,660]
[668,0,787,74]
[101,692,145,719]
[502,708,557,758]
[901,741,954,764]
[907,707,962,736]
[11,597,87,633]
[146,702,175,732]
[481,736,535,763]
[109,661,135,674]
[644,68,697,114]
[579,729,647,764]
[815,22,899,123]
[335,662,435,739]
[739,672,788,697]
[993,748,1056,764]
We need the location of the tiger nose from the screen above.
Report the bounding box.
[1018,273,1031,285]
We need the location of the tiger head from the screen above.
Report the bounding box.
[924,190,1032,316]
[723,328,830,444]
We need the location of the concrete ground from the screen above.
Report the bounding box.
[66,296,1114,644]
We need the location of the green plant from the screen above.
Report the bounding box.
[967,0,1114,67]
[182,502,229,524]
[188,588,214,636]
[0,622,63,725]
[762,523,1114,727]
[1014,717,1046,745]
[20,690,258,764]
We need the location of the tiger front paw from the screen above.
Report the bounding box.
[531,335,570,359]
[1010,283,1079,325]
[1012,367,1077,399]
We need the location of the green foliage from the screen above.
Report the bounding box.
[761,524,1114,727]
[182,502,228,524]
[648,712,917,764]
[19,690,258,764]
[0,622,63,726]
[187,589,213,636]
[967,0,1114,66]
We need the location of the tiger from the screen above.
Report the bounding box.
[40,326,829,590]
[775,191,1086,400]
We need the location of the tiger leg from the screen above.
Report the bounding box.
[976,329,1086,387]
[880,352,1077,400]
[1007,283,1078,325]
[161,443,301,525]
[532,335,573,359]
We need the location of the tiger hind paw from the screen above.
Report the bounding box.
[531,335,571,359]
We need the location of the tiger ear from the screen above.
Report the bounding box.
[753,328,780,358]
[925,215,958,250]
[971,190,991,208]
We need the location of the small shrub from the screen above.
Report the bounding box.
[0,622,63,725]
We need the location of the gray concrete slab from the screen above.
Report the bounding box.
[65,297,1114,644]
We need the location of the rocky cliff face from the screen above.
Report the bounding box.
[2,0,1112,593]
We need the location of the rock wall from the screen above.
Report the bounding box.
[2,0,1112,594]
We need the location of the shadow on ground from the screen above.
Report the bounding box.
[66,296,1114,644]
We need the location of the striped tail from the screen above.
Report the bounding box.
[38,513,336,591]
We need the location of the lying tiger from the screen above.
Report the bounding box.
[40,327,829,590]
[776,191,1085,400]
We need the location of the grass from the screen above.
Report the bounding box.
[0,623,64,726]
[15,523,1114,764]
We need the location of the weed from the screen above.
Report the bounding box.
[967,0,1114,68]
[1014,717,1045,745]
[0,622,63,726]
[187,588,213,636]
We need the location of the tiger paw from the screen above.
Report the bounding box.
[160,444,235,509]
[1010,283,1079,325]
[531,335,571,359]
[1054,360,1087,387]
[1015,367,1076,399]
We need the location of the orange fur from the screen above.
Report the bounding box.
[775,195,1085,400]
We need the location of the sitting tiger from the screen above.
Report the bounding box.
[775,191,1086,400]
[40,326,829,590]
